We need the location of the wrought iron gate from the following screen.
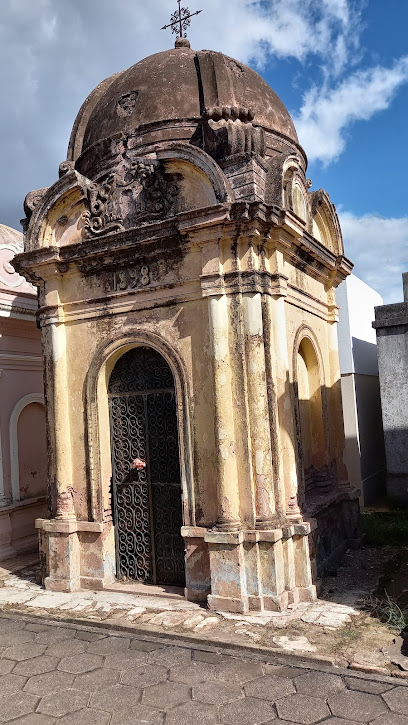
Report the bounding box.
[108,347,185,586]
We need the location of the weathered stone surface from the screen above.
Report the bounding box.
[264,665,306,678]
[344,677,394,694]
[3,643,47,661]
[0,673,27,695]
[148,646,191,667]
[89,683,140,712]
[75,631,105,642]
[58,709,111,725]
[103,648,147,670]
[220,696,276,724]
[295,671,345,696]
[14,656,60,677]
[169,661,215,684]
[110,704,163,725]
[34,628,77,645]
[370,716,408,725]
[328,690,387,721]
[322,720,370,725]
[276,693,330,724]
[129,638,162,652]
[86,636,131,655]
[0,658,16,675]
[273,635,317,652]
[45,639,87,658]
[192,680,243,705]
[0,618,24,633]
[24,671,75,696]
[192,650,228,665]
[383,686,408,714]
[142,680,191,709]
[0,630,35,647]
[37,688,90,717]
[3,715,55,725]
[244,674,295,701]
[165,701,219,725]
[73,667,119,691]
[215,658,264,683]
[0,691,39,723]
[58,653,104,674]
[120,664,169,688]
[148,612,189,627]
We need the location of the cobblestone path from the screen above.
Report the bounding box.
[0,613,407,725]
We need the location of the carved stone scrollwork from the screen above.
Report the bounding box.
[82,175,124,238]
[59,160,75,178]
[203,105,266,160]
[124,160,179,222]
[21,188,49,232]
[81,149,180,237]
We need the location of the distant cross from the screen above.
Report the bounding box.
[161,0,203,39]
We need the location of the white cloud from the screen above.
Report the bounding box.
[295,57,408,164]
[339,212,408,304]
[0,0,366,229]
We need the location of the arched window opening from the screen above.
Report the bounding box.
[296,338,328,506]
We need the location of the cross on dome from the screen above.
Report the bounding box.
[161,0,203,39]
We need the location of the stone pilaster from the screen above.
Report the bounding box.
[267,287,302,521]
[49,320,76,520]
[208,294,242,531]
[242,291,276,527]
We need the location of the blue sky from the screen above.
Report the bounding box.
[1,0,407,302]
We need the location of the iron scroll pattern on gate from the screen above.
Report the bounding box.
[108,347,185,586]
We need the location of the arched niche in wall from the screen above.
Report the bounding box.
[295,337,327,504]
[10,394,47,503]
[311,189,344,256]
[292,180,307,222]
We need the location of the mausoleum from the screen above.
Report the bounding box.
[14,37,359,613]
[0,224,47,559]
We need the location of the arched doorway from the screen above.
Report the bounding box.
[108,346,185,586]
[296,337,327,506]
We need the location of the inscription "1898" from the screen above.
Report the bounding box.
[111,265,150,292]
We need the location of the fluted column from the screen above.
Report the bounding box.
[208,294,241,530]
[242,292,276,527]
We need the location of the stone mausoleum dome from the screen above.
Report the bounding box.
[68,42,301,176]
[16,35,355,611]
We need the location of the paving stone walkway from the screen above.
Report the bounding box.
[0,562,362,638]
[0,612,406,724]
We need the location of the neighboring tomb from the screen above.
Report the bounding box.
[337,274,386,505]
[15,40,359,611]
[0,223,47,559]
[374,274,408,504]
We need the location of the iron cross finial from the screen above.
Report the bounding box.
[161,0,203,39]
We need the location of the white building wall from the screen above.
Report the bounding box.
[337,274,386,504]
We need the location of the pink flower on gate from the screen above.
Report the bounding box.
[132,458,146,470]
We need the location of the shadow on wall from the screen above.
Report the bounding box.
[382,425,408,504]
[289,342,361,581]
[352,337,386,504]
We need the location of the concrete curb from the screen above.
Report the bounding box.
[1,606,407,685]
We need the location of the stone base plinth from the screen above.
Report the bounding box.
[201,525,316,614]
[37,519,317,611]
[36,518,115,592]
